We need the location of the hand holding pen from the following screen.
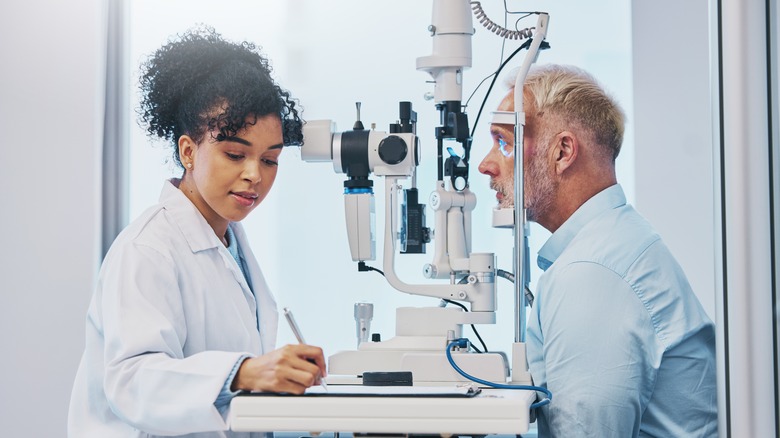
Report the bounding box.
[230,310,326,394]
[284,307,328,391]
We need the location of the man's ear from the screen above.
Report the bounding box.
[178,135,196,168]
[552,131,578,175]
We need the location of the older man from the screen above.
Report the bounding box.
[478,64,717,437]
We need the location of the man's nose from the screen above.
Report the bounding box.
[478,152,497,177]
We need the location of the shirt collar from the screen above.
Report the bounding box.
[537,184,627,271]
[225,225,242,261]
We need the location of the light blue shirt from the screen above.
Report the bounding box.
[527,184,717,437]
[226,225,254,294]
[215,225,256,412]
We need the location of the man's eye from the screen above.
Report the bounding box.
[226,153,243,160]
[499,138,513,157]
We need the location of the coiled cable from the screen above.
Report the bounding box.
[471,2,535,40]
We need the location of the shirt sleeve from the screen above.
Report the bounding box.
[215,354,251,414]
[535,261,661,438]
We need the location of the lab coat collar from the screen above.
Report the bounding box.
[537,184,627,271]
[159,179,279,352]
[159,178,223,253]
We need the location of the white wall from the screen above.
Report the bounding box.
[0,1,103,436]
[632,0,716,320]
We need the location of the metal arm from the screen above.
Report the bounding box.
[383,176,497,315]
[513,13,549,343]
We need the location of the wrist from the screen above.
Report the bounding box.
[230,356,251,392]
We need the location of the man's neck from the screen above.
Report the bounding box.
[542,175,617,233]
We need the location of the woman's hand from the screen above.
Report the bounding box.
[231,344,327,394]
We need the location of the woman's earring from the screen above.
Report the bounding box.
[187,163,192,169]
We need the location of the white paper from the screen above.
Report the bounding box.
[302,384,481,397]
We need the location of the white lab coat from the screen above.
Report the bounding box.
[68,179,278,437]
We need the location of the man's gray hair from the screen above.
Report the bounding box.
[505,64,625,161]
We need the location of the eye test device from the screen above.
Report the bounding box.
[299,0,550,388]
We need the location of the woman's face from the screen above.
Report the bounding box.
[178,114,283,238]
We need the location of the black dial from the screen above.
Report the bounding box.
[378,135,408,165]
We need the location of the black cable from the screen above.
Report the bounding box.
[443,298,468,311]
[470,322,489,353]
[357,261,384,276]
[463,4,512,109]
[469,40,531,141]
[464,72,498,108]
[442,298,489,353]
[462,45,523,165]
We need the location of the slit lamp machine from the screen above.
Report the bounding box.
[300,0,550,390]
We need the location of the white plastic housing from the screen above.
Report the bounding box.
[492,207,514,228]
[301,119,336,162]
[416,0,473,103]
[344,192,376,262]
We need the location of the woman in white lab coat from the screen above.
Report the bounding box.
[68,27,326,437]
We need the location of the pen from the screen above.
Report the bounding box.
[283,307,328,391]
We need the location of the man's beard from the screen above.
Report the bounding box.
[490,150,557,222]
[525,150,557,222]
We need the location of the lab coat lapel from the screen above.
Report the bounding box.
[231,222,278,353]
[215,241,259,331]
[160,180,263,349]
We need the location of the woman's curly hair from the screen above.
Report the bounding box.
[138,26,303,169]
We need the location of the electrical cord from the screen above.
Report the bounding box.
[471,2,536,41]
[441,299,489,353]
[357,261,385,276]
[462,44,523,163]
[446,340,552,410]
[469,37,549,142]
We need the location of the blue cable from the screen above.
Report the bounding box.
[446,340,552,409]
